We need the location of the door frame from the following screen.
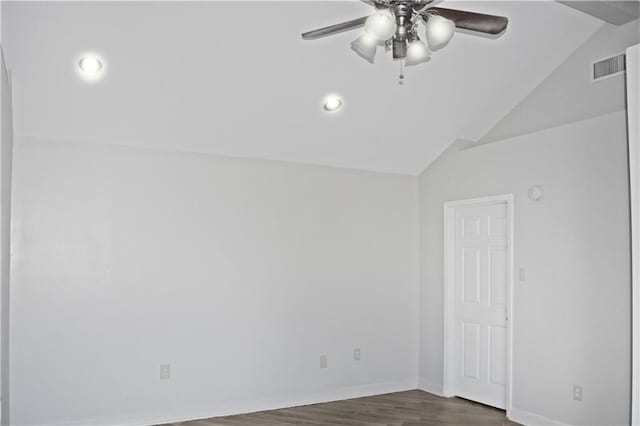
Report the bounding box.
[626,43,639,426]
[442,194,514,415]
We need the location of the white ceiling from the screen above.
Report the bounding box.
[2,1,602,175]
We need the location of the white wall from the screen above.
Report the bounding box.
[417,111,630,425]
[0,50,13,426]
[9,137,420,426]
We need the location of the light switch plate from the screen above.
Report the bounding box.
[519,267,526,282]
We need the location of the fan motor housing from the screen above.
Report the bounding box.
[392,4,413,59]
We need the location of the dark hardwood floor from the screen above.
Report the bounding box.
[163,390,520,425]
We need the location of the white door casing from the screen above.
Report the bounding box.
[627,43,639,426]
[443,195,513,413]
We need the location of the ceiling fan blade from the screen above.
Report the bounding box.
[302,16,368,40]
[428,7,508,35]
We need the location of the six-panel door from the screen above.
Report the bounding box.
[454,202,508,409]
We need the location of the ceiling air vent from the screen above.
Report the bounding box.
[592,53,626,82]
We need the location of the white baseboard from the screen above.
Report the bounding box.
[417,377,446,397]
[508,407,569,426]
[49,378,418,426]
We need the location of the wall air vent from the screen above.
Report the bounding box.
[592,53,626,82]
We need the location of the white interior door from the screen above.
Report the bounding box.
[453,202,508,409]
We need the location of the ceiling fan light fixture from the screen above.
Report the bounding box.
[425,15,455,50]
[301,5,509,69]
[364,9,397,41]
[405,40,431,66]
[351,34,378,64]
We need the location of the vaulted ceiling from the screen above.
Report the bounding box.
[2,1,604,174]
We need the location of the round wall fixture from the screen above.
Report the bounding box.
[528,185,544,201]
[323,95,343,112]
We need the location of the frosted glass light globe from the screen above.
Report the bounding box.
[351,34,378,64]
[365,9,397,41]
[425,15,455,50]
[405,40,431,66]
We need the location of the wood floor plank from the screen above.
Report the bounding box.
[158,390,521,426]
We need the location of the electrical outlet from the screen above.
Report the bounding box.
[573,385,583,401]
[160,364,171,380]
[354,348,361,361]
[519,267,526,282]
[320,355,327,369]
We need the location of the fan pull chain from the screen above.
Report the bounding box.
[399,61,405,86]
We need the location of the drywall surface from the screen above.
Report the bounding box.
[418,111,630,425]
[0,50,13,426]
[479,19,639,145]
[10,138,420,426]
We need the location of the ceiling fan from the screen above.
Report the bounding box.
[301,0,508,66]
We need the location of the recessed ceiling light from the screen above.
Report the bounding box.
[78,56,103,74]
[323,95,343,112]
